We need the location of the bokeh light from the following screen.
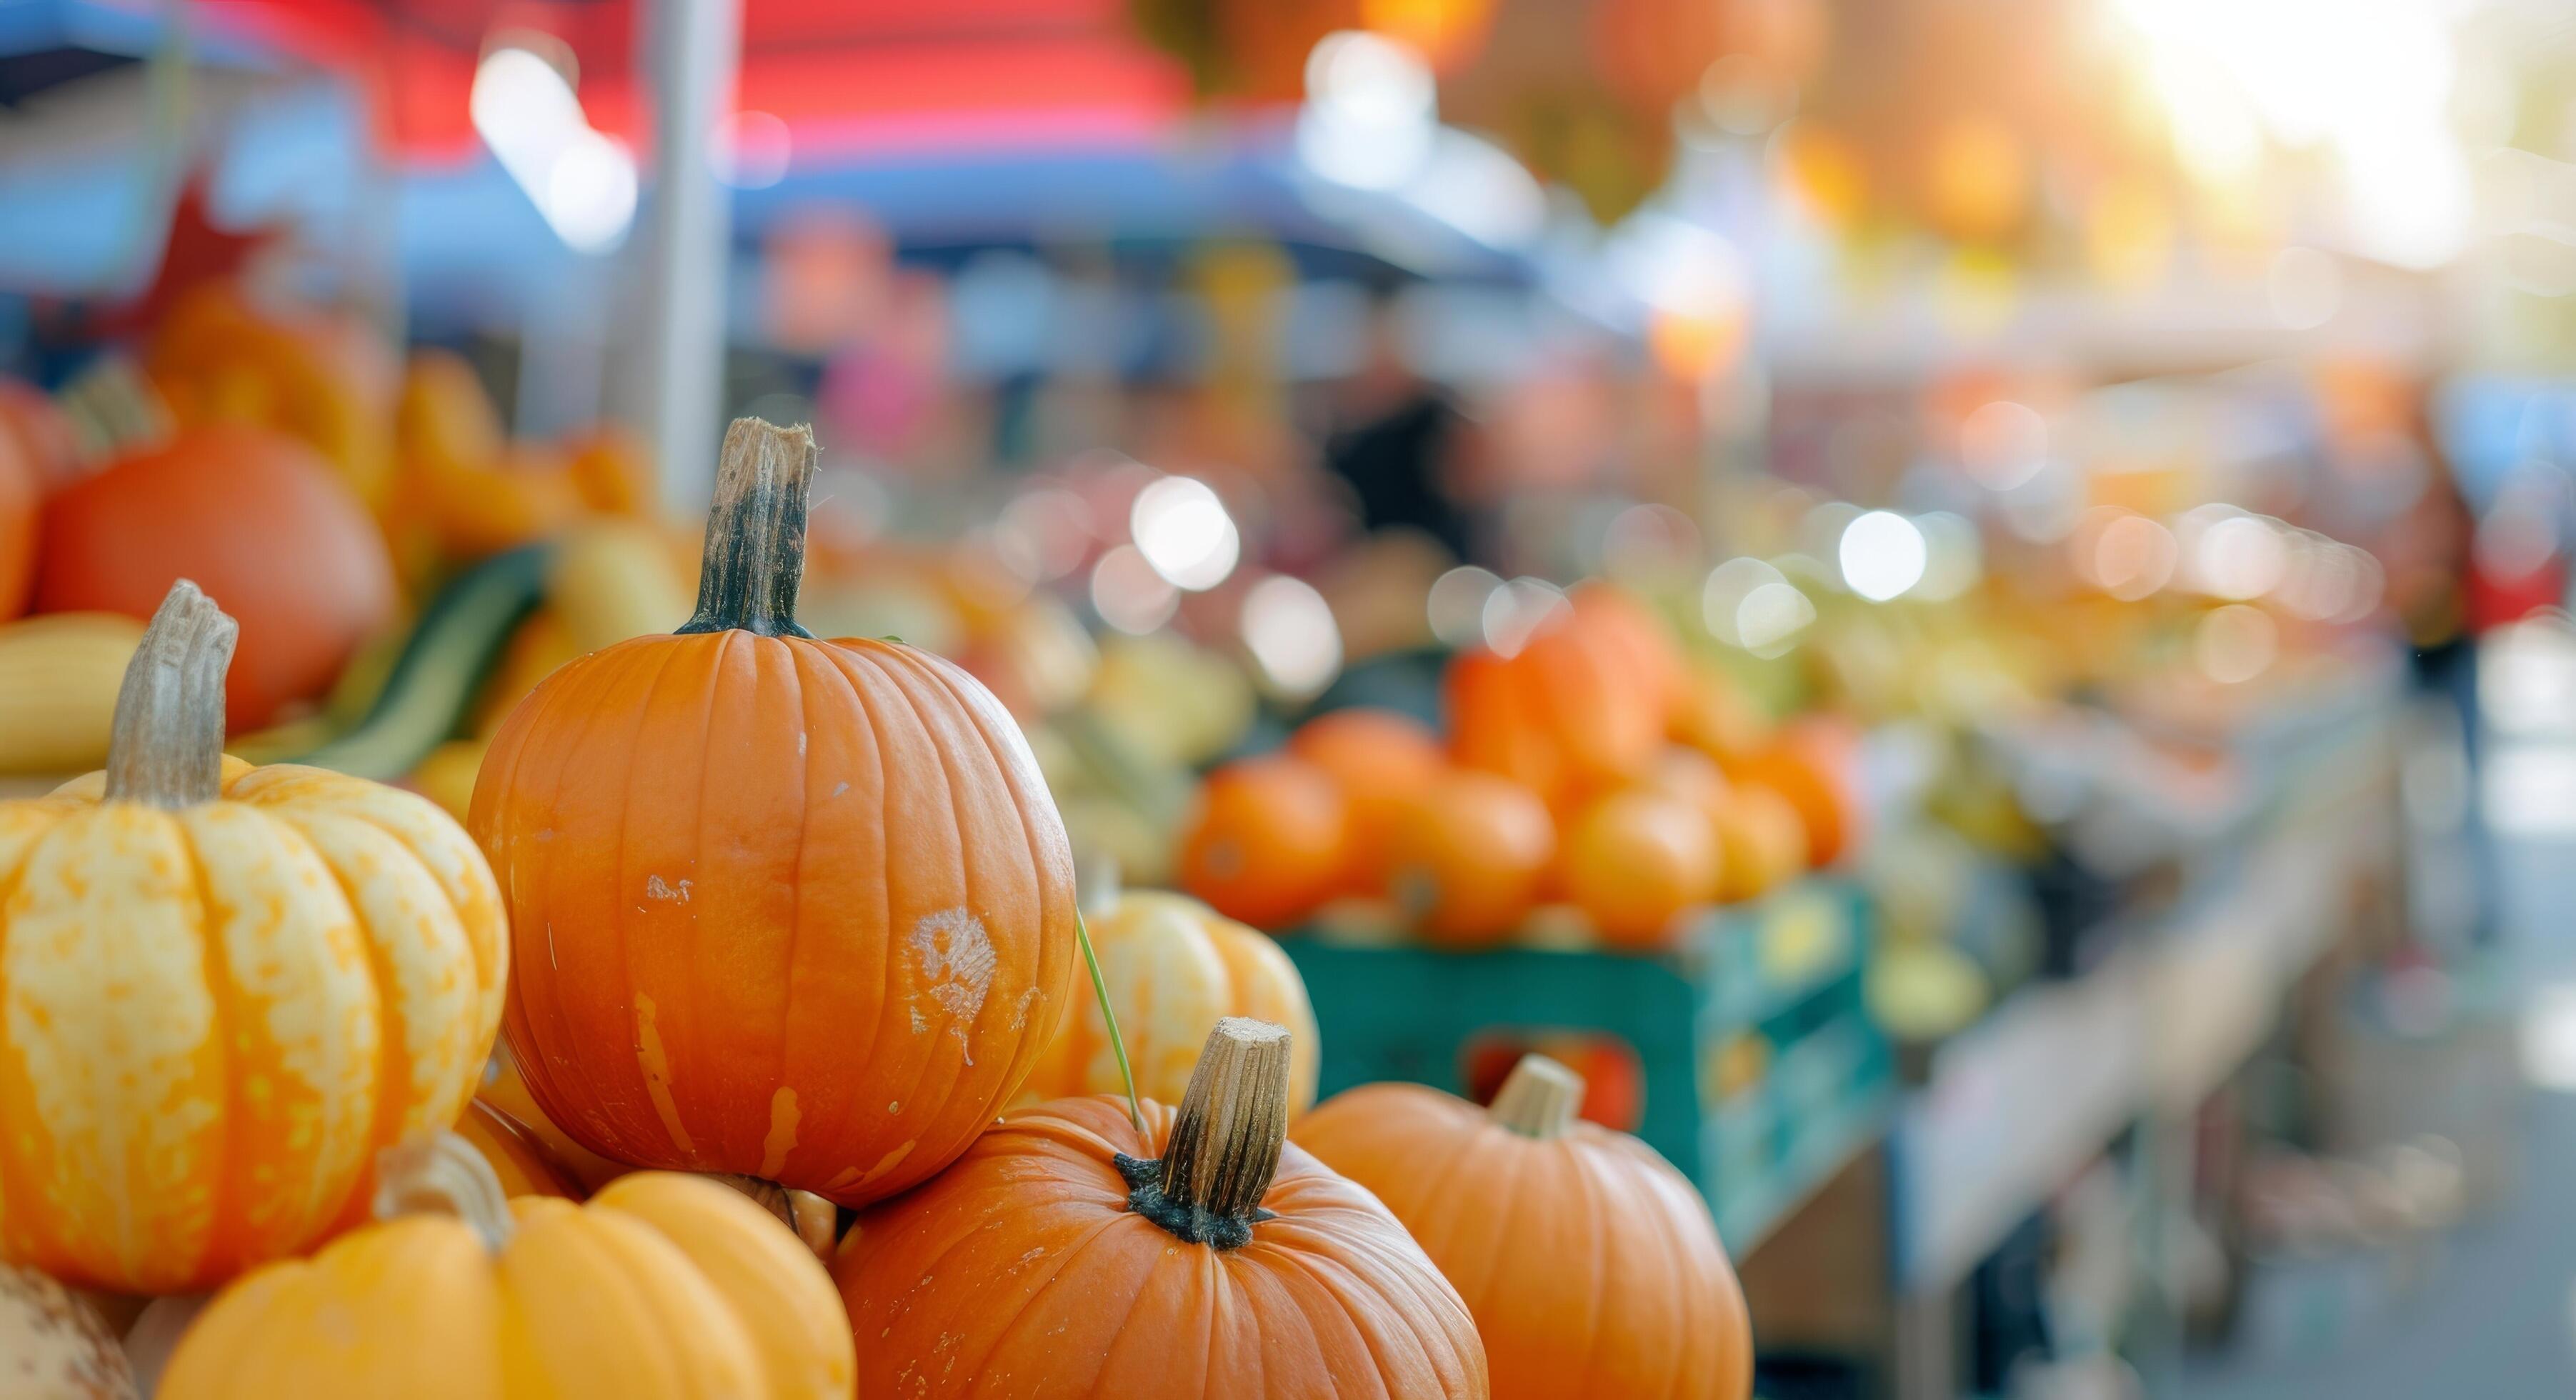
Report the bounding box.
[1129,476,1241,591]
[1242,576,1344,699]
[1839,511,1928,601]
[1090,544,1179,634]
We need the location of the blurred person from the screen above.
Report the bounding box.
[1324,285,1479,563]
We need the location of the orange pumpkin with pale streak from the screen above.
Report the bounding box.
[1295,1054,1752,1400]
[1020,890,1319,1115]
[837,1019,1487,1399]
[471,419,1075,1208]
[159,1133,854,1399]
[0,582,504,1294]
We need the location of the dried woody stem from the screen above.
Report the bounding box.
[103,581,237,809]
[1116,1017,1292,1250]
[678,417,818,638]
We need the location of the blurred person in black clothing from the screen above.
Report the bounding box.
[1324,289,1477,564]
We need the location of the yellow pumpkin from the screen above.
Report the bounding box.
[0,582,506,1294]
[159,1133,855,1399]
[1020,890,1321,1115]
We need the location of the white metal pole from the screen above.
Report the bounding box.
[636,0,742,509]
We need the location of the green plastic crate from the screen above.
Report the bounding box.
[1284,879,1894,1245]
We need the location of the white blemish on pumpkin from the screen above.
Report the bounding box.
[907,907,996,1065]
[644,875,692,904]
[830,781,849,799]
[1010,984,1039,1029]
[759,1086,800,1179]
[888,1101,901,1114]
[534,828,557,842]
[798,731,807,758]
[909,1007,926,1034]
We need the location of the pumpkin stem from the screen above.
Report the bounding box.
[374,1131,515,1254]
[1489,1054,1586,1139]
[102,580,237,809]
[677,417,818,639]
[1114,1018,1290,1250]
[709,1175,839,1259]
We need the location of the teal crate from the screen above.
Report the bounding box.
[1284,879,1892,1241]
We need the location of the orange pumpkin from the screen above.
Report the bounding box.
[1558,788,1719,950]
[34,424,396,730]
[1294,1054,1752,1400]
[0,427,34,619]
[1728,715,1864,866]
[836,1019,1488,1399]
[471,419,1077,1208]
[1287,706,1447,891]
[1176,753,1349,929]
[1448,619,1660,809]
[1387,768,1556,949]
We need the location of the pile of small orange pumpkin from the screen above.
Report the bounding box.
[0,417,1754,1400]
[1179,580,1867,949]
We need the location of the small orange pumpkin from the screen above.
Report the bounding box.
[472,419,1076,1209]
[1295,1054,1752,1400]
[1558,787,1718,950]
[1387,768,1556,949]
[836,1019,1488,1399]
[35,425,398,730]
[1176,753,1349,929]
[1287,706,1447,891]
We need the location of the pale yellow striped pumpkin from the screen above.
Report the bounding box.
[0,581,506,1293]
[1019,889,1320,1115]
